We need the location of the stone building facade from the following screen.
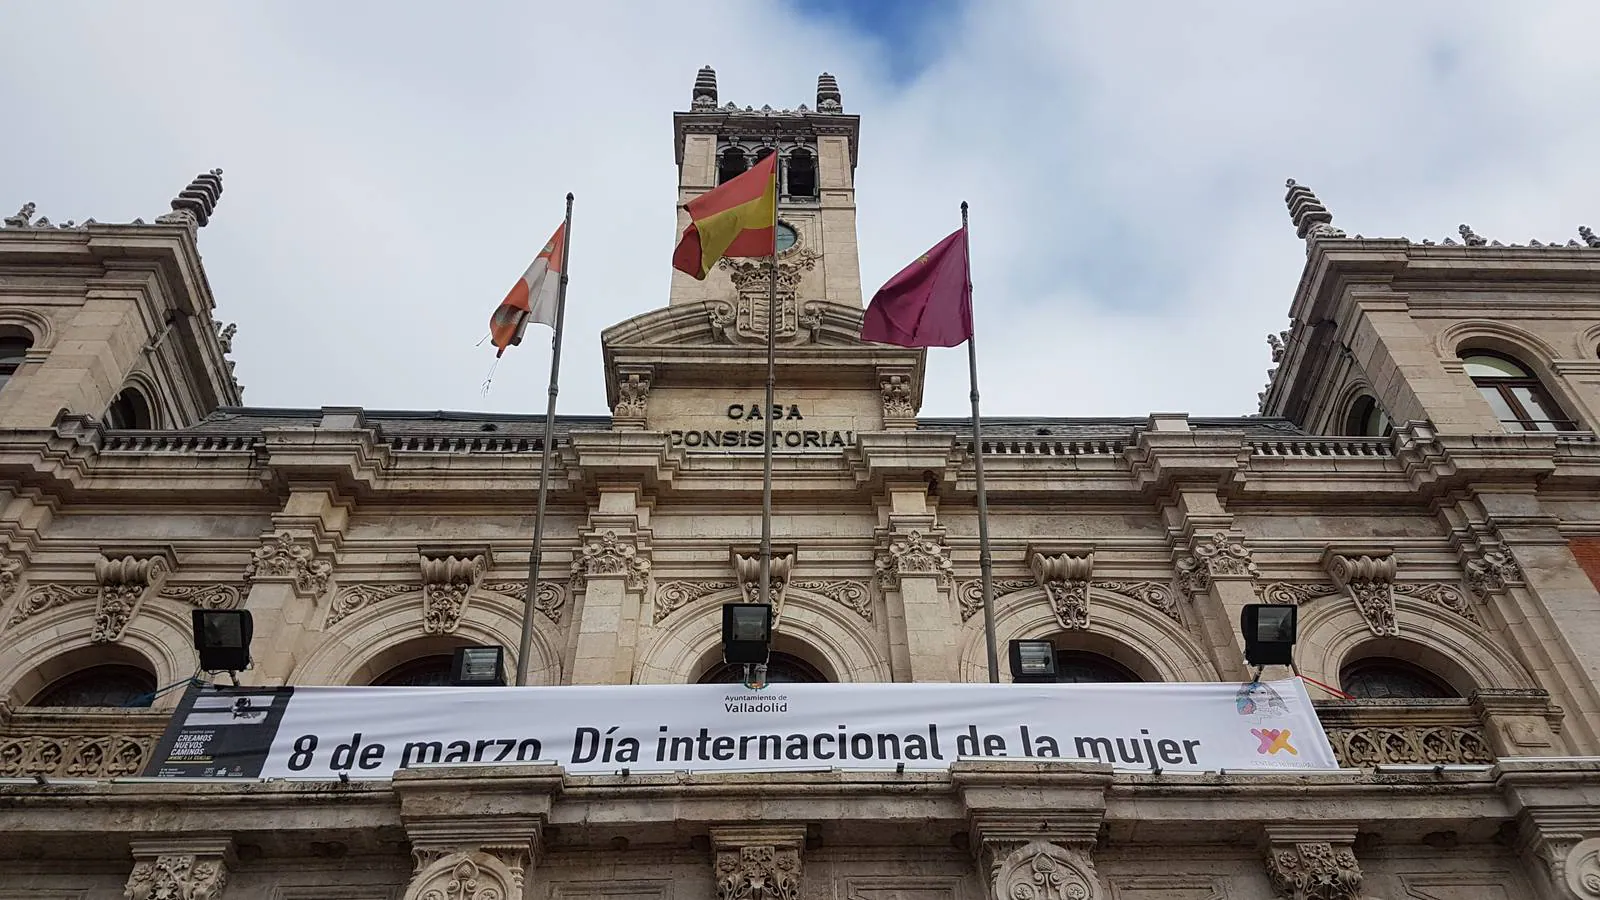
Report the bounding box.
[1,68,1600,899]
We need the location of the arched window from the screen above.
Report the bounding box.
[1461,352,1572,432]
[717,147,749,185]
[785,148,817,198]
[30,665,156,708]
[372,655,455,687]
[698,651,828,684]
[1340,658,1457,700]
[0,335,31,392]
[1051,649,1142,684]
[1344,395,1391,437]
[106,388,154,429]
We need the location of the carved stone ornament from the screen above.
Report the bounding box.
[327,582,421,627]
[733,551,792,609]
[714,844,802,900]
[1327,554,1398,637]
[158,583,243,610]
[1175,532,1258,599]
[403,851,517,900]
[6,581,99,628]
[880,375,915,419]
[570,530,651,592]
[614,373,650,419]
[1466,547,1524,600]
[244,532,333,600]
[1562,837,1600,900]
[989,840,1103,900]
[790,579,872,621]
[0,729,154,778]
[873,530,954,592]
[0,554,21,607]
[1096,580,1181,623]
[420,554,487,634]
[480,580,564,624]
[709,249,823,345]
[1263,841,1362,900]
[1031,552,1093,631]
[957,578,1034,622]
[653,579,736,623]
[1262,582,1342,607]
[125,854,229,900]
[93,554,171,644]
[1392,581,1478,624]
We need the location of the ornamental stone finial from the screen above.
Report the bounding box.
[156,168,225,228]
[692,65,718,109]
[817,72,842,112]
[1284,179,1344,240]
[1458,223,1487,246]
[1580,225,1600,248]
[3,202,35,228]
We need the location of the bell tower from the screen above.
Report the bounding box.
[668,66,863,324]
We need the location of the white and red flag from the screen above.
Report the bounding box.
[488,222,566,357]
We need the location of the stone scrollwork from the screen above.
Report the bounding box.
[125,854,229,900]
[93,554,171,644]
[790,579,872,621]
[1262,582,1341,607]
[1327,554,1398,637]
[1095,580,1179,623]
[404,851,517,900]
[957,578,1034,622]
[653,580,736,624]
[614,373,650,420]
[989,840,1103,900]
[244,531,333,600]
[158,583,243,610]
[874,530,953,592]
[1030,551,1093,631]
[571,531,651,592]
[480,580,565,624]
[714,844,802,900]
[326,583,421,627]
[6,583,99,628]
[0,731,156,778]
[1323,723,1493,768]
[1392,581,1478,624]
[1563,837,1600,900]
[880,375,915,419]
[1263,841,1362,900]
[1465,547,1524,601]
[420,554,487,635]
[733,551,792,610]
[1175,532,1257,600]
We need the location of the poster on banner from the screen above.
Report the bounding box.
[142,679,1338,781]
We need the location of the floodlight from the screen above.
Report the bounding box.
[1008,639,1058,683]
[451,646,507,686]
[721,603,772,666]
[191,609,253,673]
[1241,604,1297,667]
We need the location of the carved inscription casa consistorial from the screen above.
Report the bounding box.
[669,401,855,450]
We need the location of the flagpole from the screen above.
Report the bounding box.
[758,153,780,679]
[516,192,574,687]
[962,201,1000,684]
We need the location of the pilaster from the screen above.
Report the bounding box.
[1260,824,1363,900]
[568,485,653,684]
[1172,522,1258,682]
[955,760,1113,900]
[874,517,956,683]
[394,765,561,900]
[124,836,234,900]
[708,825,806,900]
[240,491,340,684]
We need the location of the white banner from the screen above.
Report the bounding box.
[147,679,1339,780]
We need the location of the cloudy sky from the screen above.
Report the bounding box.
[5,2,1599,419]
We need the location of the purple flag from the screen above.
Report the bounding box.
[860,228,973,348]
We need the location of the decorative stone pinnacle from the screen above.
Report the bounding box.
[1580,225,1600,248]
[1458,223,1486,246]
[158,168,224,228]
[2,202,35,229]
[817,72,842,112]
[1284,179,1344,240]
[692,65,718,110]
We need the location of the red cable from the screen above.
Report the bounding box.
[1298,673,1353,699]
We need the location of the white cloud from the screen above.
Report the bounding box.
[4,1,1598,419]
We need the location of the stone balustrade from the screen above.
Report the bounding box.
[0,705,170,779]
[1315,698,1494,767]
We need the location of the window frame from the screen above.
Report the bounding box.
[30,664,157,708]
[1339,657,1458,700]
[697,651,828,685]
[1461,351,1575,432]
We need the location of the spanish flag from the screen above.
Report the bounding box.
[490,222,566,357]
[672,152,777,279]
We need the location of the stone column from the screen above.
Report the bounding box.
[240,528,335,685]
[568,529,651,685]
[124,836,233,900]
[875,528,957,682]
[395,765,560,900]
[1174,529,1259,681]
[956,760,1113,900]
[1261,824,1363,900]
[708,825,805,900]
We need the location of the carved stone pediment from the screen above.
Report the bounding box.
[602,299,870,351]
